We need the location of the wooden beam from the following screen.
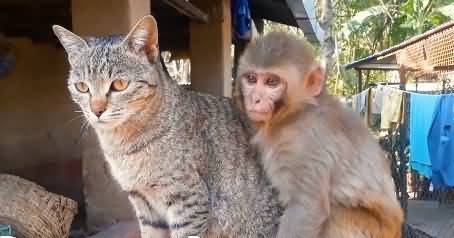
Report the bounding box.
[250,0,297,26]
[356,69,363,93]
[253,17,264,34]
[190,0,231,97]
[434,65,454,71]
[398,65,407,91]
[355,63,399,71]
[162,0,208,23]
[0,0,68,6]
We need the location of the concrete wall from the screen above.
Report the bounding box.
[0,37,83,213]
[0,37,134,230]
[72,0,151,36]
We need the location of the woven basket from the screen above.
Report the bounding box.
[0,174,78,238]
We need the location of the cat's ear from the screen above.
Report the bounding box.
[52,25,88,64]
[122,15,159,62]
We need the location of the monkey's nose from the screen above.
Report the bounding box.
[255,99,261,104]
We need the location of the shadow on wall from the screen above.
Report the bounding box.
[0,36,86,226]
[0,37,135,231]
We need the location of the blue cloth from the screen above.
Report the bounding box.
[428,94,454,188]
[0,224,13,236]
[409,93,442,178]
[232,0,252,40]
[0,54,15,78]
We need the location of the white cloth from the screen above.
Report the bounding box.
[380,86,403,129]
[370,85,384,114]
[352,89,369,114]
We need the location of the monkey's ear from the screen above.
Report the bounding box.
[122,15,159,62]
[303,65,325,97]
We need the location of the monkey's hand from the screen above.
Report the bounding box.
[276,202,328,238]
[273,146,332,238]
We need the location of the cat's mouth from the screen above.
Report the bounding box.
[90,120,118,131]
[90,118,107,125]
[89,115,130,130]
[88,116,117,129]
[85,109,133,130]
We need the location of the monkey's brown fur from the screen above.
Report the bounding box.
[235,32,404,238]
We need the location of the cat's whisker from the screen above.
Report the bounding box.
[73,110,88,113]
[79,120,91,138]
[65,114,87,127]
[73,119,90,146]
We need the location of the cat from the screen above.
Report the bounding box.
[53,15,281,238]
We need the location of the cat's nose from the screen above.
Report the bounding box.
[93,108,105,117]
[90,98,107,118]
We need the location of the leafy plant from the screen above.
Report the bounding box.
[331,0,452,95]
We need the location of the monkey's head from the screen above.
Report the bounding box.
[235,32,325,129]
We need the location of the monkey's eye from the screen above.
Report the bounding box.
[245,73,257,84]
[266,76,281,87]
[111,79,129,92]
[75,82,89,93]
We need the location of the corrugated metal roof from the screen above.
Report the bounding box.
[345,20,454,70]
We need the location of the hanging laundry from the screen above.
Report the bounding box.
[428,94,454,188]
[344,96,353,109]
[409,93,442,178]
[369,85,384,114]
[232,0,252,40]
[351,94,358,111]
[380,87,403,130]
[367,86,384,127]
[352,88,369,116]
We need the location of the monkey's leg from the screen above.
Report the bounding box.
[128,190,170,238]
[276,203,327,238]
[322,205,402,238]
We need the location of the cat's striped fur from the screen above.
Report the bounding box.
[53,16,281,238]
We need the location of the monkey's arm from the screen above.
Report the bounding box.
[275,148,332,238]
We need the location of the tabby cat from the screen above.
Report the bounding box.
[53,15,281,238]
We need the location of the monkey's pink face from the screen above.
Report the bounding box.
[240,71,287,123]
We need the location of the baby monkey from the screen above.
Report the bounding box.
[235,32,403,238]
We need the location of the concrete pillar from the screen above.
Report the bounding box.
[189,0,232,97]
[72,0,150,36]
[70,0,150,232]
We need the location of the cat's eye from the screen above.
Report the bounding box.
[111,79,129,91]
[75,82,89,93]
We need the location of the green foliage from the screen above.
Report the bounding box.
[331,0,453,96]
[260,1,452,96]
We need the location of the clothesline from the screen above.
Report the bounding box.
[349,83,454,98]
